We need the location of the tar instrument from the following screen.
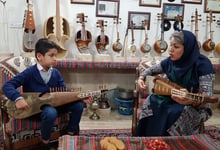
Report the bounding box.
[202,10,215,52]
[191,9,202,49]
[95,19,109,54]
[128,21,136,56]
[154,13,168,53]
[140,19,151,54]
[173,15,183,31]
[152,77,218,103]
[75,13,92,53]
[4,90,101,119]
[112,17,123,53]
[23,0,36,52]
[44,0,70,59]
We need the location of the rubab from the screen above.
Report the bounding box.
[4,90,101,119]
[154,13,168,53]
[44,0,70,59]
[140,19,151,54]
[152,77,218,104]
[112,17,123,55]
[75,13,92,53]
[23,0,36,52]
[95,19,109,54]
[202,10,215,52]
[191,9,202,49]
[128,21,136,57]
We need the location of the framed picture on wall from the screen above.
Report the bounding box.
[181,0,202,4]
[139,0,161,7]
[204,0,220,13]
[128,11,151,30]
[71,0,94,5]
[96,0,120,18]
[163,3,184,21]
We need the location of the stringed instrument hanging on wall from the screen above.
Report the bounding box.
[154,13,168,54]
[23,0,36,52]
[191,9,201,49]
[95,19,109,54]
[202,10,215,52]
[44,0,70,59]
[112,17,123,55]
[128,21,136,57]
[75,13,92,53]
[140,19,151,54]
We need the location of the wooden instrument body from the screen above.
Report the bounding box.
[112,17,123,53]
[112,40,123,52]
[4,91,101,119]
[154,13,168,53]
[140,20,151,53]
[154,40,168,53]
[95,20,109,53]
[202,39,215,51]
[152,77,218,104]
[44,0,70,59]
[215,43,220,54]
[75,13,92,53]
[23,0,36,52]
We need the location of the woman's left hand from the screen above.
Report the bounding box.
[171,88,193,105]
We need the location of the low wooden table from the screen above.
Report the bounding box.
[58,134,220,150]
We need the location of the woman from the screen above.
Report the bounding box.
[136,30,215,136]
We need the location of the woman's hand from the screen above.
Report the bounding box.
[171,88,193,105]
[137,76,147,91]
[15,98,29,110]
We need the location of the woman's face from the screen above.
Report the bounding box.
[169,39,184,61]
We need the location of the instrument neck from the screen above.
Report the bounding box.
[56,0,61,40]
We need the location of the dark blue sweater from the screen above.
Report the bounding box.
[2,64,66,101]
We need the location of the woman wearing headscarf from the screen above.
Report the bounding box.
[136,30,215,136]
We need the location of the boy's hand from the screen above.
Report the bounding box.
[82,96,93,103]
[15,98,29,110]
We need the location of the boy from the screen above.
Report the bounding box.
[2,38,91,149]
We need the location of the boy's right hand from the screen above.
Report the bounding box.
[15,98,29,110]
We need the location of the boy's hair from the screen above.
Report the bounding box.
[170,31,184,45]
[35,38,61,59]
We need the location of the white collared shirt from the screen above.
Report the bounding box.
[37,63,53,84]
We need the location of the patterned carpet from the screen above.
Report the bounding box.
[0,126,219,149]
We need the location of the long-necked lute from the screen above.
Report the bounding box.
[152,77,218,104]
[4,90,101,119]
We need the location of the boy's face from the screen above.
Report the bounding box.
[37,48,58,69]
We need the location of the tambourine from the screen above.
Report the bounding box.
[161,20,171,31]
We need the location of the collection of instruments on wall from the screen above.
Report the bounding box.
[22,0,220,59]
